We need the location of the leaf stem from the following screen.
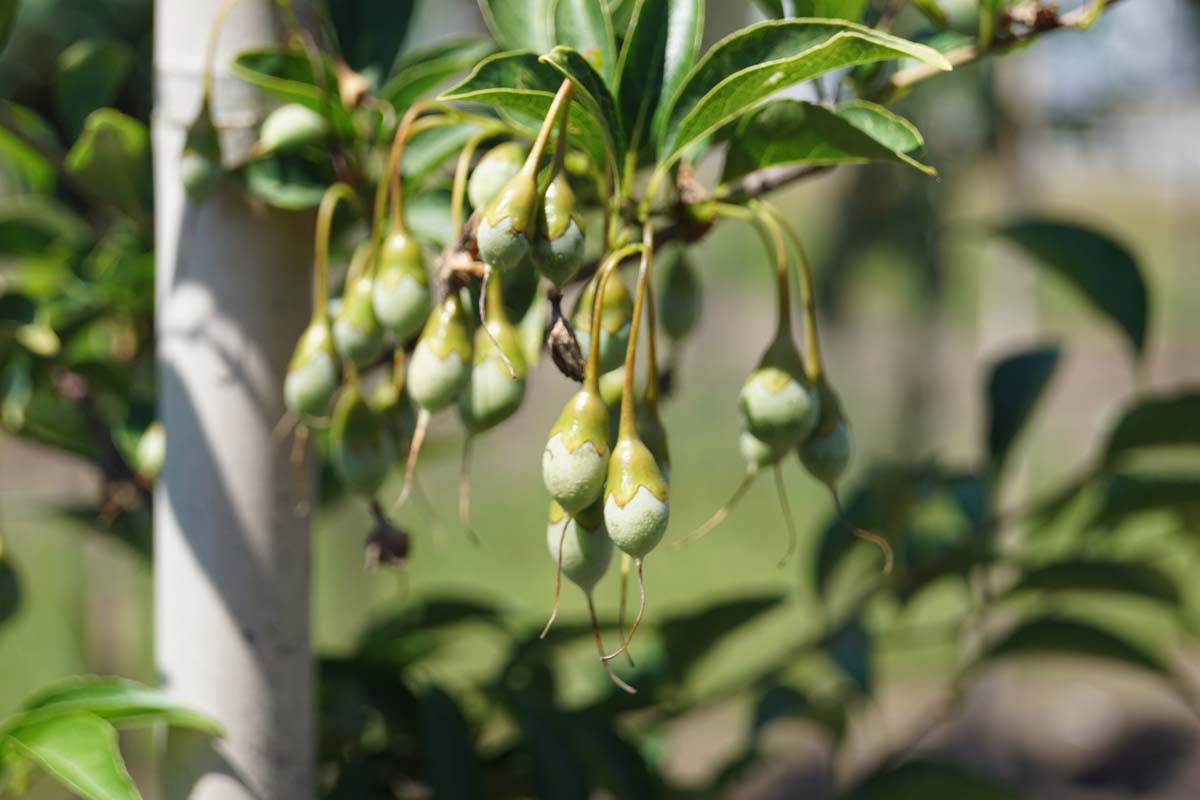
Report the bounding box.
[313,182,360,323]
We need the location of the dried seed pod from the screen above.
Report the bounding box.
[372,229,431,342]
[467,141,525,212]
[330,382,395,499]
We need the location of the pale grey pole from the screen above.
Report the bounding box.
[152,1,315,798]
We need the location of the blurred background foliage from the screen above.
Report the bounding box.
[2,0,1200,798]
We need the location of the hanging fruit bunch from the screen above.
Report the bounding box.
[207,2,965,692]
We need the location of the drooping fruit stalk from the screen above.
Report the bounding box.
[284,182,357,421]
[181,0,240,199]
[457,271,528,530]
[602,227,669,663]
[572,269,634,374]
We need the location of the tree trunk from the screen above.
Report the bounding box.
[152,2,314,797]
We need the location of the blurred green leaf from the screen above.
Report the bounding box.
[440,52,609,167]
[722,99,933,182]
[567,712,657,799]
[753,684,846,741]
[64,109,150,222]
[659,594,783,682]
[1089,473,1200,530]
[0,351,32,429]
[240,153,333,210]
[509,689,591,798]
[329,0,415,84]
[478,0,552,53]
[826,619,872,694]
[995,220,1148,355]
[0,0,18,55]
[983,616,1168,677]
[401,122,485,186]
[842,759,1017,800]
[54,38,133,139]
[542,46,625,162]
[615,0,704,152]
[3,712,139,800]
[0,195,90,257]
[407,187,454,248]
[1011,559,1180,607]
[15,677,221,737]
[551,0,618,85]
[660,20,950,161]
[0,102,58,194]
[985,345,1060,472]
[754,0,870,20]
[380,38,496,111]
[1103,391,1200,465]
[609,0,637,29]
[0,554,20,627]
[231,47,352,135]
[418,686,484,799]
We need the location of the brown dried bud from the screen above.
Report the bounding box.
[546,288,584,382]
[364,502,411,570]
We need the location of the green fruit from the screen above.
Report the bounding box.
[259,103,328,153]
[476,165,538,271]
[459,275,527,433]
[598,366,625,445]
[546,499,613,594]
[573,272,633,374]
[532,173,586,287]
[285,321,340,418]
[799,379,851,487]
[738,431,775,473]
[604,434,670,559]
[738,337,819,457]
[333,273,385,367]
[330,383,395,498]
[135,421,166,483]
[408,293,472,412]
[181,101,224,201]
[660,250,702,342]
[372,229,431,341]
[468,142,525,211]
[543,386,610,515]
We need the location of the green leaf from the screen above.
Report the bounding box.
[753,684,846,741]
[1089,473,1200,530]
[418,687,484,799]
[239,153,333,210]
[995,220,1148,355]
[608,0,637,30]
[615,0,704,152]
[509,690,591,799]
[440,52,609,166]
[14,677,222,737]
[4,712,139,800]
[329,0,416,83]
[0,195,90,257]
[0,554,20,627]
[54,38,133,139]
[842,759,1017,800]
[1103,391,1200,465]
[550,0,618,86]
[0,0,18,55]
[231,47,352,135]
[659,594,783,682]
[478,0,552,53]
[985,345,1060,472]
[983,616,1168,676]
[754,0,870,22]
[379,38,496,111]
[407,188,454,249]
[0,102,57,194]
[64,109,150,221]
[542,46,625,162]
[660,19,951,162]
[825,619,872,694]
[401,122,485,185]
[722,99,932,182]
[1011,560,1180,607]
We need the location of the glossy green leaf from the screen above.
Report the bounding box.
[1089,473,1200,530]
[54,38,133,139]
[615,0,704,151]
[64,109,150,221]
[0,102,57,194]
[478,0,552,53]
[4,712,139,800]
[418,687,483,799]
[985,345,1060,472]
[440,52,609,166]
[329,0,416,83]
[843,759,1017,800]
[231,47,352,135]
[240,153,333,210]
[983,617,1168,676]
[551,0,618,86]
[14,677,222,737]
[608,0,637,30]
[379,38,496,111]
[659,594,783,682]
[542,46,625,161]
[1103,391,1200,465]
[722,99,932,182]
[754,0,870,21]
[1011,560,1180,606]
[995,220,1148,355]
[401,122,485,185]
[660,19,951,161]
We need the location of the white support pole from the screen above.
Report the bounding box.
[152,2,314,798]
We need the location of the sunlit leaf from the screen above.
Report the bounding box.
[64,109,150,221]
[660,19,950,161]
[1102,391,1200,465]
[995,220,1148,356]
[4,712,139,800]
[551,0,618,86]
[1011,560,1180,607]
[379,38,495,111]
[231,47,353,135]
[239,153,333,210]
[401,122,485,186]
[16,677,221,737]
[478,0,552,53]
[985,345,1060,472]
[542,46,625,161]
[54,38,133,138]
[982,616,1168,677]
[1089,473,1200,530]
